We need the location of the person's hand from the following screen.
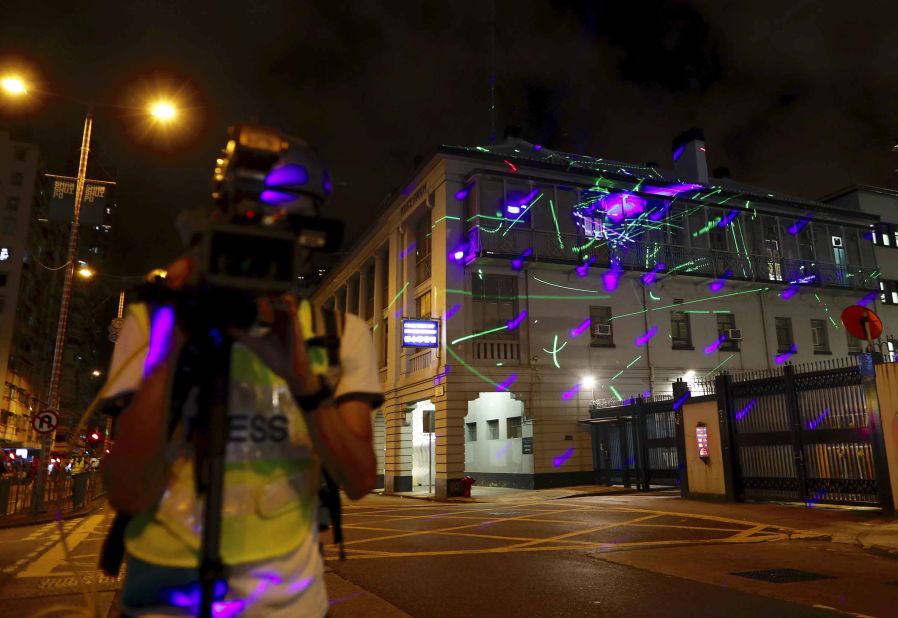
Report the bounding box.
[227,295,318,396]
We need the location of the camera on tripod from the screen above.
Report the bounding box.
[141,124,343,328]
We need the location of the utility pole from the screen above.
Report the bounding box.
[32,113,92,514]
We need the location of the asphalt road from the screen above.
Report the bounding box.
[1,494,896,617]
[326,493,898,618]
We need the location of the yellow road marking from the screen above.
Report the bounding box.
[501,513,662,550]
[17,513,106,578]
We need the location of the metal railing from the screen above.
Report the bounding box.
[0,471,105,519]
[476,228,879,291]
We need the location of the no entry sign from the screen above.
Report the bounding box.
[840,305,883,341]
[32,409,59,434]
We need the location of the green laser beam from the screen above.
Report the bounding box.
[609,288,769,321]
[609,385,623,401]
[542,335,568,369]
[705,354,735,376]
[451,325,509,345]
[625,355,642,368]
[387,282,409,309]
[447,347,498,387]
[549,199,564,249]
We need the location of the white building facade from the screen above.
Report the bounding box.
[314,131,889,497]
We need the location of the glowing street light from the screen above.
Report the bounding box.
[149,100,177,123]
[76,263,95,279]
[0,75,27,96]
[581,376,596,389]
[91,370,102,377]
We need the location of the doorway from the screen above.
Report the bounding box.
[410,400,436,493]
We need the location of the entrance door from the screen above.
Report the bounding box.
[411,400,435,492]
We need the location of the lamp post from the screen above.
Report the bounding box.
[2,73,179,512]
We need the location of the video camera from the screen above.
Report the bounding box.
[140,124,344,328]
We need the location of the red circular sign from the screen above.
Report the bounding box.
[841,305,883,340]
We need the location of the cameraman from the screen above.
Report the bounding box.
[101,128,379,617]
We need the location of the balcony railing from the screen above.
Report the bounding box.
[473,339,520,362]
[405,349,434,375]
[476,228,879,291]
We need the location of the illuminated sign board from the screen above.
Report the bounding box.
[402,319,439,348]
[696,423,710,460]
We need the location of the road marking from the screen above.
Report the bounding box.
[17,514,106,578]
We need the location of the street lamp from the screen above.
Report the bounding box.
[1,74,179,513]
[1,75,27,96]
[149,100,177,123]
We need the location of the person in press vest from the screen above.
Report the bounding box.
[100,129,381,617]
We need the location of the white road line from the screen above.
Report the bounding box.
[17,513,106,579]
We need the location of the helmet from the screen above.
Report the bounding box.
[212,124,333,220]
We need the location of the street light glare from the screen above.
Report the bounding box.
[149,100,177,122]
[581,376,596,389]
[77,265,95,279]
[1,75,27,96]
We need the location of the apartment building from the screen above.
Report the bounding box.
[313,128,887,498]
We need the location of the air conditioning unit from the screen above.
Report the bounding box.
[593,324,612,336]
[831,236,843,248]
[726,328,743,341]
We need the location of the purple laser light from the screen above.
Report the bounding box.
[704,334,726,355]
[708,270,732,293]
[576,256,596,277]
[735,398,756,420]
[635,325,658,347]
[553,448,574,468]
[511,247,534,271]
[561,383,581,400]
[496,373,518,392]
[775,344,797,364]
[807,407,829,430]
[570,317,591,338]
[506,311,527,331]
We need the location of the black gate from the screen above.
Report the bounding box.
[582,395,680,490]
[720,359,889,507]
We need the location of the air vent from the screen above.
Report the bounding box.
[593,324,612,336]
[727,328,743,341]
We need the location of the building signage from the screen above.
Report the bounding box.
[402,319,439,347]
[695,422,710,460]
[522,437,534,455]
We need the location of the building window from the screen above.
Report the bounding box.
[811,319,830,354]
[671,299,692,349]
[416,291,432,319]
[14,146,27,162]
[880,280,898,305]
[871,222,898,248]
[466,422,477,442]
[6,197,19,211]
[590,306,613,347]
[775,317,794,353]
[364,263,375,320]
[847,331,861,356]
[487,419,499,440]
[507,416,522,439]
[0,274,6,287]
[472,275,518,338]
[10,172,23,186]
[379,313,388,368]
[716,312,739,351]
[415,211,432,282]
[380,255,389,310]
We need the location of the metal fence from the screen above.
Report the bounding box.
[720,357,891,508]
[0,471,105,518]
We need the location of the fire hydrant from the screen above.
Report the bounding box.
[461,475,476,498]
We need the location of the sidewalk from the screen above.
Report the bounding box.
[371,483,639,504]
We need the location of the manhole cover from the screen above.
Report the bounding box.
[732,569,834,584]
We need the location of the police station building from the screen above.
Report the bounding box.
[313,128,897,498]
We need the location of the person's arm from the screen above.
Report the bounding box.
[104,357,176,515]
[229,298,377,500]
[103,306,183,515]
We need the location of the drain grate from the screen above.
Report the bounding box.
[732,568,834,584]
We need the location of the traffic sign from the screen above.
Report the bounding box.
[32,409,59,434]
[841,305,883,341]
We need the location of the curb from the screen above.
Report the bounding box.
[0,496,106,529]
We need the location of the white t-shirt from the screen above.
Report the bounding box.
[105,304,382,618]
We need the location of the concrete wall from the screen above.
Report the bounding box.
[463,391,533,477]
[682,399,727,497]
[873,364,898,511]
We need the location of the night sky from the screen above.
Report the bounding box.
[2,0,898,275]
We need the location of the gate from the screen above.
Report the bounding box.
[582,395,680,490]
[721,359,887,507]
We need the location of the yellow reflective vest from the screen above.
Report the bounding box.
[123,300,339,568]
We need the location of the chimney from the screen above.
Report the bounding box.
[672,128,708,183]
